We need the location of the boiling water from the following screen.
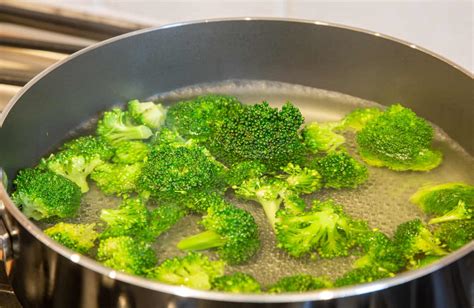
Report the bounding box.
[39,80,474,285]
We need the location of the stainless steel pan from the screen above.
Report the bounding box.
[0,19,472,308]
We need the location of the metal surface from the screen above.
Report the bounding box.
[0,19,472,307]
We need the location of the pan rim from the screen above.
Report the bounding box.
[0,17,473,303]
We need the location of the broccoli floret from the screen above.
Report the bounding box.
[234,177,287,230]
[137,143,224,197]
[410,182,474,215]
[341,107,382,131]
[149,203,186,238]
[268,274,332,293]
[356,104,442,171]
[112,141,149,164]
[302,121,345,154]
[12,168,81,220]
[394,219,447,260]
[97,236,156,275]
[177,202,260,264]
[61,135,114,160]
[429,200,472,224]
[434,220,474,251]
[280,190,307,214]
[211,101,305,170]
[97,108,153,144]
[407,255,442,270]
[212,272,261,293]
[128,99,166,129]
[152,127,190,146]
[275,199,368,258]
[311,151,368,189]
[353,231,405,273]
[225,161,267,187]
[147,252,225,290]
[335,266,393,287]
[165,95,243,143]
[166,191,226,214]
[44,222,98,254]
[100,198,151,240]
[91,162,142,196]
[277,163,322,194]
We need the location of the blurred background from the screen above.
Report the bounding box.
[0,0,472,111]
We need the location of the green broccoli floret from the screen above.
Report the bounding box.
[97,108,153,144]
[225,161,267,187]
[234,177,287,230]
[91,162,142,196]
[335,266,393,287]
[112,141,149,164]
[165,95,243,143]
[394,219,447,261]
[302,121,345,154]
[147,252,225,290]
[277,163,322,194]
[177,202,260,264]
[211,101,305,170]
[407,255,442,270]
[212,272,261,293]
[128,99,166,129]
[429,200,472,224]
[40,136,113,193]
[275,199,368,258]
[97,236,156,275]
[152,127,190,146]
[100,198,150,240]
[12,168,81,220]
[410,182,474,215]
[44,222,98,254]
[311,151,368,189]
[137,143,224,198]
[149,203,187,238]
[356,104,442,171]
[353,231,405,273]
[280,190,307,214]
[165,191,226,214]
[434,220,474,251]
[341,107,382,131]
[268,274,332,293]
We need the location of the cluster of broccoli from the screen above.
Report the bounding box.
[11,94,473,293]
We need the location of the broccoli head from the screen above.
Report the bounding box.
[268,274,332,293]
[410,182,474,215]
[147,252,225,290]
[177,202,260,264]
[12,168,81,220]
[163,190,225,215]
[312,151,368,189]
[91,162,142,196]
[100,198,150,240]
[356,104,442,171]
[128,99,166,130]
[429,200,472,224]
[61,135,114,160]
[277,163,322,194]
[280,190,307,214]
[44,222,98,254]
[137,143,224,197]
[112,141,149,164]
[97,236,156,276]
[407,255,442,270]
[97,108,153,144]
[149,203,186,238]
[225,161,267,187]
[165,95,243,143]
[341,107,382,131]
[434,220,474,251]
[210,101,305,170]
[335,266,393,287]
[275,199,368,258]
[234,177,287,230]
[353,231,405,273]
[302,121,345,154]
[394,219,447,260]
[212,272,261,293]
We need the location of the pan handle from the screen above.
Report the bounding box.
[0,168,16,278]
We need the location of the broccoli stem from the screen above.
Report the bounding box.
[428,201,470,225]
[261,199,282,231]
[177,230,226,251]
[416,229,448,256]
